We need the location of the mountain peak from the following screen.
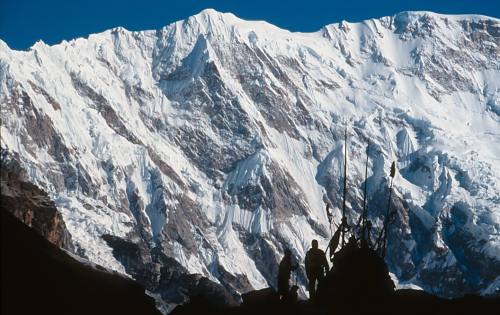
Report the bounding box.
[1,8,499,302]
[185,8,239,28]
[196,8,229,18]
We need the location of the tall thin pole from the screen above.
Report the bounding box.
[381,161,396,257]
[326,203,333,238]
[381,177,394,256]
[341,126,348,247]
[361,144,369,240]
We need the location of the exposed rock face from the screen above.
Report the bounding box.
[1,154,74,251]
[102,233,239,313]
[0,9,499,301]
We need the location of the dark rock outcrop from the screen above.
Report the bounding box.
[317,243,395,306]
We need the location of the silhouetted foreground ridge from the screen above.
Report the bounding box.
[1,210,162,315]
[172,244,499,315]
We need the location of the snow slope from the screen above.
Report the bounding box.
[1,9,499,297]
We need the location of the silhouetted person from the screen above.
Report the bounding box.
[305,240,329,300]
[277,249,297,300]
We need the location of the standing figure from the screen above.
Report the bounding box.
[305,240,329,300]
[277,249,297,300]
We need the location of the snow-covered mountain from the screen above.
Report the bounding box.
[1,9,499,299]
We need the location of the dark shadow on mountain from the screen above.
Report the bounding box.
[1,210,162,315]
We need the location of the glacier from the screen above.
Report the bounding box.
[1,9,499,299]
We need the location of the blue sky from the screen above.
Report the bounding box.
[1,0,499,50]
